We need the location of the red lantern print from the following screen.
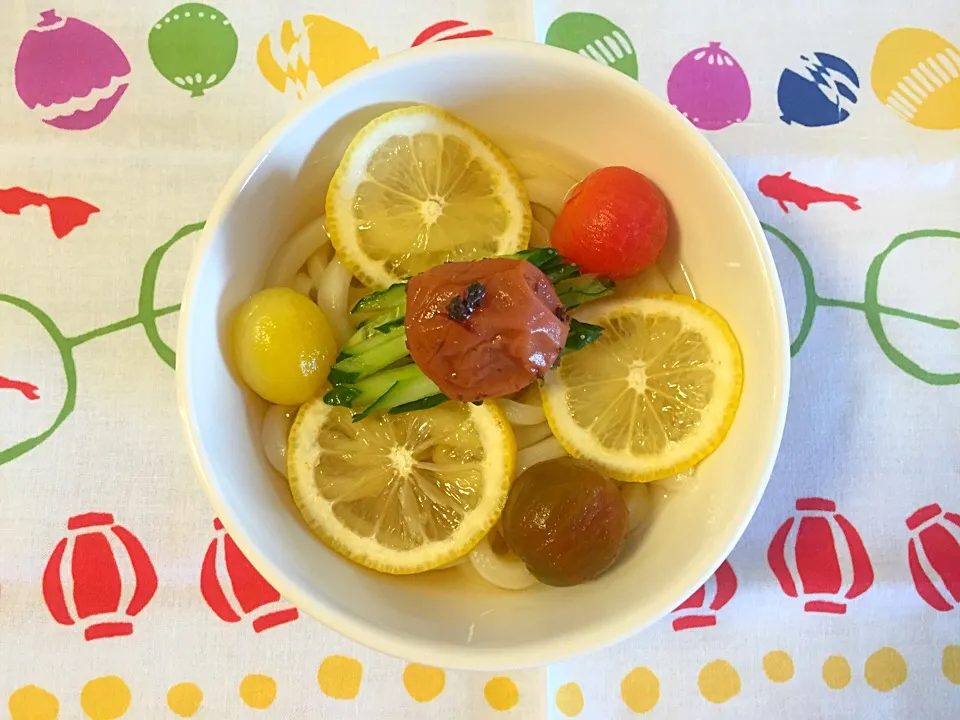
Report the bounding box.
[411,20,493,47]
[906,503,960,611]
[671,559,737,630]
[767,498,874,614]
[42,512,157,640]
[200,519,299,632]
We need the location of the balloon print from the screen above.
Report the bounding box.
[14,10,131,130]
[670,559,737,630]
[258,16,379,99]
[149,4,238,97]
[412,20,493,46]
[200,518,299,632]
[906,503,960,611]
[872,28,960,130]
[545,12,637,80]
[667,42,751,130]
[778,52,860,127]
[42,513,157,640]
[767,498,874,614]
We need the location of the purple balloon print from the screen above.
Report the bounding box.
[14,9,131,131]
[667,42,751,130]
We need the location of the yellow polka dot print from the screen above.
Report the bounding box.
[166,683,203,717]
[944,646,960,685]
[555,682,584,717]
[484,677,519,712]
[620,666,659,713]
[865,647,907,692]
[698,660,741,704]
[822,656,851,690]
[763,651,795,683]
[239,674,276,710]
[317,656,363,700]
[8,685,59,720]
[80,676,130,720]
[402,664,445,703]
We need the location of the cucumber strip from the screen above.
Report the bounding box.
[506,248,558,268]
[323,385,362,407]
[351,283,406,314]
[375,317,405,334]
[556,275,615,309]
[346,306,404,344]
[328,331,410,384]
[353,382,399,422]
[561,318,604,356]
[337,324,401,360]
[390,393,448,414]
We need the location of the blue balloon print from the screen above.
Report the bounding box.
[778,51,860,127]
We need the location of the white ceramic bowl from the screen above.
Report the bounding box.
[177,39,789,670]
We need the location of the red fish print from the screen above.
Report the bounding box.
[758,172,861,213]
[412,20,493,46]
[0,374,39,400]
[0,186,99,238]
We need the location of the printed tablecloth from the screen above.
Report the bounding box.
[1,1,958,718]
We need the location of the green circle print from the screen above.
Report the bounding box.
[149,4,238,97]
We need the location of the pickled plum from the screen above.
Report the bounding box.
[501,458,628,586]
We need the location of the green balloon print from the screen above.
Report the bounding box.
[149,4,237,97]
[545,12,638,80]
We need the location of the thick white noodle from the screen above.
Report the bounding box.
[531,203,556,231]
[515,436,567,477]
[306,246,332,287]
[512,422,554,450]
[652,468,698,495]
[292,272,313,297]
[469,533,538,590]
[499,398,546,426]
[620,481,654,533]
[523,177,576,216]
[530,220,551,248]
[262,404,297,478]
[264,216,330,288]
[315,258,353,344]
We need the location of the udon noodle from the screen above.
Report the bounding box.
[259,155,691,590]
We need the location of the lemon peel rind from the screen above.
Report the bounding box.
[287,397,516,574]
[541,293,743,483]
[325,104,532,289]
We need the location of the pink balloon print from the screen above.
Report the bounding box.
[667,41,751,130]
[14,9,131,131]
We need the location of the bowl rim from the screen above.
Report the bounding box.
[177,37,790,670]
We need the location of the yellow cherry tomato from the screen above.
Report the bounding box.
[231,287,337,405]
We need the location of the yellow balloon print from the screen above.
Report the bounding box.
[317,656,363,700]
[698,660,741,704]
[620,667,659,713]
[239,674,276,710]
[8,685,59,720]
[763,651,795,683]
[80,677,130,720]
[166,683,203,718]
[871,28,960,129]
[402,664,445,703]
[943,646,960,685]
[258,16,379,99]
[865,647,908,692]
[484,677,519,712]
[555,682,584,717]
[822,655,852,690]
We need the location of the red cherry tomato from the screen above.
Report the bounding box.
[550,166,669,279]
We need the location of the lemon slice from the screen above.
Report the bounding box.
[326,104,531,289]
[541,295,743,482]
[287,397,515,574]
